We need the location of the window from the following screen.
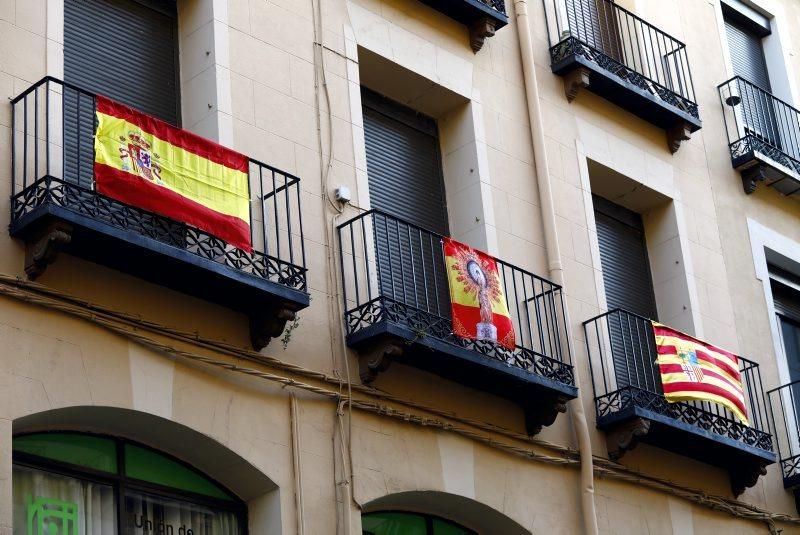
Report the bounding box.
[723,4,783,150]
[362,88,450,312]
[565,0,621,60]
[64,0,180,125]
[362,88,448,234]
[593,195,659,390]
[62,0,181,186]
[12,432,245,534]
[362,511,475,535]
[593,196,657,319]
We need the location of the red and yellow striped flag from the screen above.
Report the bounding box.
[652,322,749,425]
[94,96,252,251]
[444,238,516,350]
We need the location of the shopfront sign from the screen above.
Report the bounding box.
[26,495,78,535]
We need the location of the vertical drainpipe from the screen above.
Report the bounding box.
[512,1,599,533]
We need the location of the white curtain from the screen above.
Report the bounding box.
[123,490,240,535]
[14,465,241,535]
[13,465,116,535]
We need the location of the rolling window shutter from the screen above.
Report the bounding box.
[595,200,657,318]
[362,89,449,316]
[725,17,770,92]
[64,0,180,124]
[362,90,448,235]
[769,271,800,382]
[594,196,659,390]
[566,0,621,60]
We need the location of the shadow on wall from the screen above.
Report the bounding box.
[362,490,531,534]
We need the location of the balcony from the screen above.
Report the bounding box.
[418,0,508,52]
[583,309,775,495]
[718,77,800,197]
[768,381,800,511]
[9,77,309,350]
[543,0,701,152]
[337,210,577,435]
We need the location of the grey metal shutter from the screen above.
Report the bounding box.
[770,274,800,386]
[725,17,770,91]
[63,0,178,187]
[594,196,659,390]
[566,0,621,61]
[362,90,448,234]
[362,89,449,316]
[64,0,180,124]
[772,283,800,322]
[725,17,784,152]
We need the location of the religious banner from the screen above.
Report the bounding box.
[652,322,749,425]
[93,95,252,251]
[444,238,516,350]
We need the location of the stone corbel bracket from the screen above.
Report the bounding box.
[741,163,769,194]
[667,120,692,154]
[606,417,769,496]
[358,338,404,383]
[605,417,651,461]
[469,17,496,53]
[523,393,571,437]
[250,305,299,351]
[24,221,73,280]
[564,67,591,102]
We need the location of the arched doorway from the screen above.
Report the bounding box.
[13,432,245,534]
[361,491,531,535]
[362,510,475,534]
[12,406,282,534]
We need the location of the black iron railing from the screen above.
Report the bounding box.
[338,209,574,385]
[10,77,306,291]
[481,0,505,13]
[718,76,800,181]
[583,308,773,452]
[543,0,698,118]
[768,380,800,484]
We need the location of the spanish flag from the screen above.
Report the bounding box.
[652,323,749,425]
[94,96,252,251]
[444,238,516,350]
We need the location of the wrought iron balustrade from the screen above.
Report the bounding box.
[338,209,577,435]
[768,381,800,497]
[718,76,800,196]
[583,308,774,494]
[543,0,700,151]
[10,77,309,349]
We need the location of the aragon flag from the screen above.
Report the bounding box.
[652,322,749,425]
[444,238,516,350]
[94,96,252,251]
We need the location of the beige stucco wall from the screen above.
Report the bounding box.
[2,0,800,533]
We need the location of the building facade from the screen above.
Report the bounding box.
[3,0,800,533]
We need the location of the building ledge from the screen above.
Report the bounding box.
[10,78,310,350]
[551,37,701,153]
[730,135,800,196]
[418,0,508,52]
[597,387,775,496]
[347,297,577,436]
